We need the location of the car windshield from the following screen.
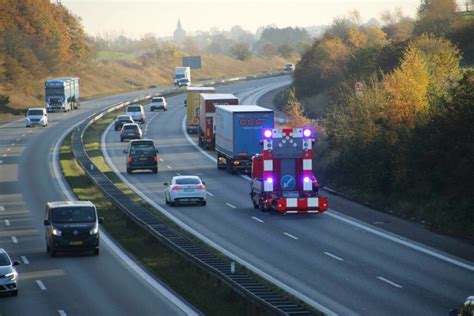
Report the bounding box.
[51,206,96,223]
[127,106,141,112]
[130,143,155,155]
[118,116,131,121]
[123,125,138,130]
[0,253,11,266]
[175,178,200,185]
[152,98,163,102]
[28,110,43,116]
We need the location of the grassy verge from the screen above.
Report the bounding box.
[61,129,263,316]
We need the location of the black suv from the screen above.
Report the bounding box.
[44,201,103,256]
[124,139,158,174]
[114,114,134,131]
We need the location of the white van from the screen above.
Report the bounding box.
[26,108,48,127]
[126,104,145,123]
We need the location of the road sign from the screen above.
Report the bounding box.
[183,56,201,69]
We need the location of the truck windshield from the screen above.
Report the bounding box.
[51,207,96,223]
[176,74,185,79]
[46,87,64,95]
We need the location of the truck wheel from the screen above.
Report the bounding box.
[252,198,259,209]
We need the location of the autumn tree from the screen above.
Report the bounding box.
[414,0,459,37]
[283,88,309,127]
[230,43,251,61]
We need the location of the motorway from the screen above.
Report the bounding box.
[101,76,474,316]
[0,87,199,315]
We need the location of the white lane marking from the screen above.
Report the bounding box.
[377,276,403,288]
[36,280,47,290]
[104,118,338,316]
[52,119,198,315]
[0,206,4,211]
[0,160,3,164]
[2,154,6,157]
[283,232,299,240]
[225,203,236,209]
[6,148,10,152]
[166,165,172,169]
[206,191,214,196]
[326,210,474,272]
[21,256,29,264]
[11,143,15,146]
[5,219,10,226]
[58,310,67,316]
[251,216,264,223]
[159,158,164,162]
[324,252,344,262]
[11,236,18,243]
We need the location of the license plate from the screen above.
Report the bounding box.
[139,157,147,160]
[70,241,83,246]
[184,189,194,192]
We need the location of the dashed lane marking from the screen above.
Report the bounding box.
[166,165,172,169]
[0,206,4,211]
[58,310,67,316]
[206,191,214,196]
[21,256,29,264]
[5,219,10,226]
[283,232,299,240]
[36,280,47,290]
[251,216,264,223]
[324,252,344,261]
[11,236,18,243]
[377,276,403,288]
[225,203,236,209]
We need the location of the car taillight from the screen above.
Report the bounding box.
[172,186,183,190]
[196,185,205,190]
[153,155,158,162]
[127,157,133,163]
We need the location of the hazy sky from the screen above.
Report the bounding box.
[61,0,421,38]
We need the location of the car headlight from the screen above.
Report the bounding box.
[90,224,99,235]
[26,118,31,122]
[52,228,62,236]
[5,271,17,281]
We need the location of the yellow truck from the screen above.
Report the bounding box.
[185,87,215,134]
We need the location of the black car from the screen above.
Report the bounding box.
[120,123,143,142]
[114,115,134,131]
[44,201,104,256]
[124,139,158,174]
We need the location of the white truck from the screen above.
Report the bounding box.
[174,67,191,87]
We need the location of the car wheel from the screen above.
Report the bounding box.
[152,168,158,174]
[127,168,132,174]
[120,138,124,142]
[201,201,207,206]
[252,198,259,209]
[93,248,99,256]
[170,200,176,206]
[11,290,18,296]
[50,247,57,257]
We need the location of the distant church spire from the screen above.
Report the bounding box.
[174,19,186,44]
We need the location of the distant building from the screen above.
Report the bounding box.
[173,19,186,44]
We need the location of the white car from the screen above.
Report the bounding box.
[150,96,167,111]
[284,63,295,72]
[26,108,48,127]
[164,176,207,206]
[0,248,20,296]
[126,104,145,123]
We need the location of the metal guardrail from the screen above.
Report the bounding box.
[69,73,313,316]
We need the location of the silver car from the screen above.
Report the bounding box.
[26,107,48,127]
[0,248,20,296]
[150,97,167,111]
[164,176,207,206]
